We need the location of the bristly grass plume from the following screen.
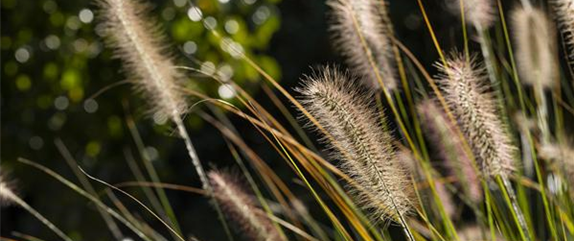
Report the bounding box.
[327,0,397,90]
[98,0,187,118]
[209,170,284,241]
[511,6,558,88]
[98,0,212,192]
[436,54,516,179]
[446,0,495,28]
[297,66,413,222]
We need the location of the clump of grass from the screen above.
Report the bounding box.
[327,0,397,90]
[6,0,574,240]
[209,170,285,241]
[297,66,414,238]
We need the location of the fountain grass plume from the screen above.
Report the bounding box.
[97,0,213,193]
[447,0,495,28]
[437,54,531,240]
[436,54,516,179]
[297,66,413,223]
[327,0,397,90]
[511,6,558,88]
[209,170,284,241]
[98,0,187,117]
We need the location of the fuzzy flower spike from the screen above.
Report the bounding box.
[328,0,397,90]
[99,0,187,118]
[98,0,212,192]
[298,66,413,223]
[511,6,558,88]
[446,0,495,29]
[209,170,284,241]
[436,54,516,179]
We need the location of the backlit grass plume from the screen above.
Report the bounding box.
[327,0,397,90]
[552,0,574,59]
[511,7,558,88]
[446,0,495,29]
[98,0,211,192]
[436,54,516,178]
[0,173,73,241]
[208,170,284,241]
[297,66,413,223]
[418,100,482,203]
[98,0,187,117]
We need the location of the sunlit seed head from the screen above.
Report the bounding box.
[328,0,397,90]
[98,0,188,118]
[209,170,284,241]
[436,54,517,178]
[512,7,558,88]
[297,66,413,221]
[446,0,495,28]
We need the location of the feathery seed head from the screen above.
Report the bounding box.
[446,0,495,28]
[436,54,516,179]
[418,100,482,202]
[552,0,574,59]
[328,0,397,90]
[511,7,558,88]
[297,66,413,221]
[98,0,187,118]
[209,170,283,241]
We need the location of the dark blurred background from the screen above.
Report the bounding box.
[2,0,467,240]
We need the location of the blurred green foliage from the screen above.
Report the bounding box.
[2,0,281,159]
